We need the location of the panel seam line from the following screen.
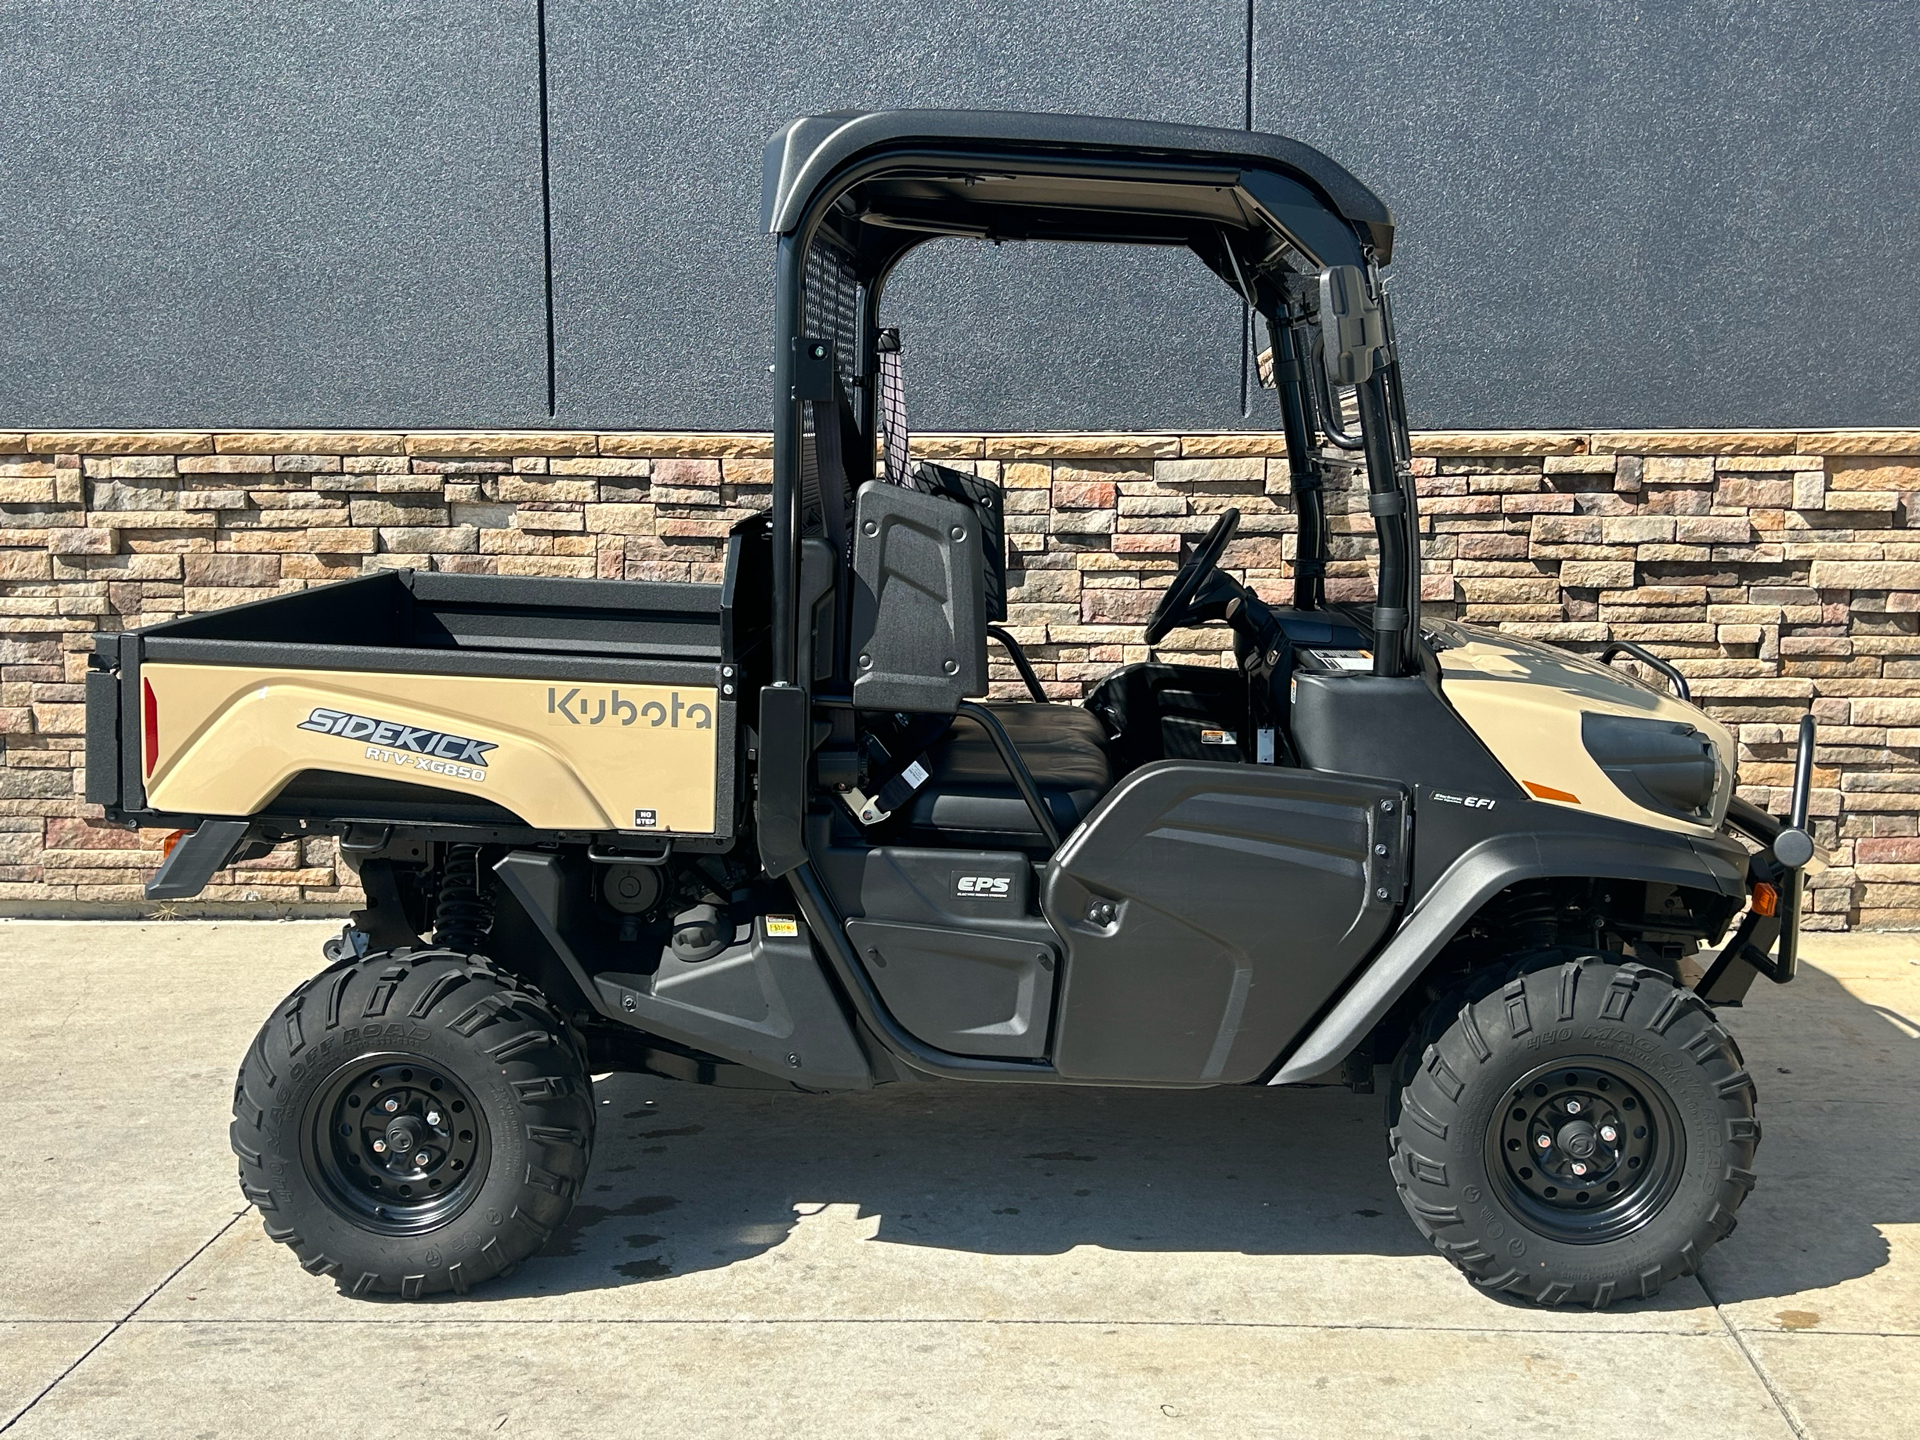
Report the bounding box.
[1697,1269,1812,1438]
[0,1209,249,1434]
[1239,0,1257,419]
[536,0,559,419]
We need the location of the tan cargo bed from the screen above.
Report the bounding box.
[86,555,767,846]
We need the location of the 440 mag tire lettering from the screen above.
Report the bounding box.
[231,949,595,1299]
[1388,951,1759,1308]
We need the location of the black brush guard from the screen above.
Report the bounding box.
[1701,713,1817,998]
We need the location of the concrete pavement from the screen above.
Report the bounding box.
[1,921,1915,1438]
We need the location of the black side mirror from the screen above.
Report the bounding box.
[1318,265,1386,387]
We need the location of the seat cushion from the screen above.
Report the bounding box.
[902,702,1114,843]
[973,700,1111,750]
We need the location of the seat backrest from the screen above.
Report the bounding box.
[848,481,988,713]
[1085,662,1249,774]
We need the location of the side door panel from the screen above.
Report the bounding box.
[1042,762,1407,1084]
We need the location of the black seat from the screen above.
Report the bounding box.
[902,702,1113,845]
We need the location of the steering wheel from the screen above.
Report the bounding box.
[1144,508,1240,645]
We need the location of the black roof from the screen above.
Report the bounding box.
[761,109,1393,260]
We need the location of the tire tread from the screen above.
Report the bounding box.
[230,948,595,1301]
[1388,950,1761,1308]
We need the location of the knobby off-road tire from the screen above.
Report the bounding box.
[1388,951,1760,1307]
[231,949,595,1298]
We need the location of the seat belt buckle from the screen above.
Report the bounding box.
[840,754,932,827]
[840,787,890,826]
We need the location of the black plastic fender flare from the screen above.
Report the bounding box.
[1267,828,1747,1085]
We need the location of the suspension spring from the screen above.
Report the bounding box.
[431,843,493,955]
[1490,879,1560,954]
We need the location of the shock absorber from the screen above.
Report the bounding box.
[431,843,493,955]
[1491,879,1559,955]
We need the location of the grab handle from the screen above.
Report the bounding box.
[957,701,1062,849]
[1600,641,1691,703]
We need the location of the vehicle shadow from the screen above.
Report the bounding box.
[477,954,1915,1308]
[1696,952,1918,1309]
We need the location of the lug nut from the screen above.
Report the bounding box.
[1570,1161,1588,1176]
[372,1139,387,1153]
[414,1151,431,1166]
[1536,1134,1552,1150]
[1599,1125,1618,1144]
[383,1097,399,1113]
[1565,1099,1581,1114]
[426,1111,442,1126]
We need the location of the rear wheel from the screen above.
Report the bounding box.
[232,949,594,1298]
[1388,952,1759,1307]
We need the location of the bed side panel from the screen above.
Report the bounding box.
[141,662,722,835]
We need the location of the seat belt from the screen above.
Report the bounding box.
[877,328,909,485]
[839,716,940,827]
[806,395,850,551]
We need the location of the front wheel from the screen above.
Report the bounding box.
[231,949,595,1298]
[1388,953,1760,1307]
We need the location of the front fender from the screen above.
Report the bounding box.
[1268,828,1746,1084]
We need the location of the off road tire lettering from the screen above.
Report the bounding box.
[230,949,594,1300]
[1386,950,1760,1309]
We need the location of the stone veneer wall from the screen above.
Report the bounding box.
[4,426,1919,928]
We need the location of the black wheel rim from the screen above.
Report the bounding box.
[1486,1056,1686,1245]
[304,1055,490,1236]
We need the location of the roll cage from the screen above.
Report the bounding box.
[755,109,1424,873]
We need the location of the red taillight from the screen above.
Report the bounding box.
[1751,882,1779,917]
[142,678,158,777]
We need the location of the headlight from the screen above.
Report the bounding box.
[1581,713,1718,819]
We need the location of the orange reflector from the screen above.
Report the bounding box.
[1523,781,1581,803]
[1751,882,1779,917]
[161,829,186,859]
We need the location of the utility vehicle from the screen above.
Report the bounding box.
[85,110,1818,1307]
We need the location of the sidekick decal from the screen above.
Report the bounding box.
[297,707,497,772]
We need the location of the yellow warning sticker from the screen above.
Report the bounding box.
[765,916,799,937]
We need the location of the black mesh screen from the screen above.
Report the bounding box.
[798,238,864,540]
[804,240,861,387]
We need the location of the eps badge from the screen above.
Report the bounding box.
[953,873,1012,898]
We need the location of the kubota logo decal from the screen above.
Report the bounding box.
[547,687,713,729]
[297,708,497,767]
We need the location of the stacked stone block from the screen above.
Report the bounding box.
[2,427,1917,928]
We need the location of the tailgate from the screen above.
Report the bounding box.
[84,635,141,816]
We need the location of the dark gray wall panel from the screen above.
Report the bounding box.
[0,2,547,429]
[878,242,1246,434]
[1254,2,1920,429]
[545,0,1249,432]
[8,2,1910,431]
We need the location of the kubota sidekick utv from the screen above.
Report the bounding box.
[85,110,1818,1307]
